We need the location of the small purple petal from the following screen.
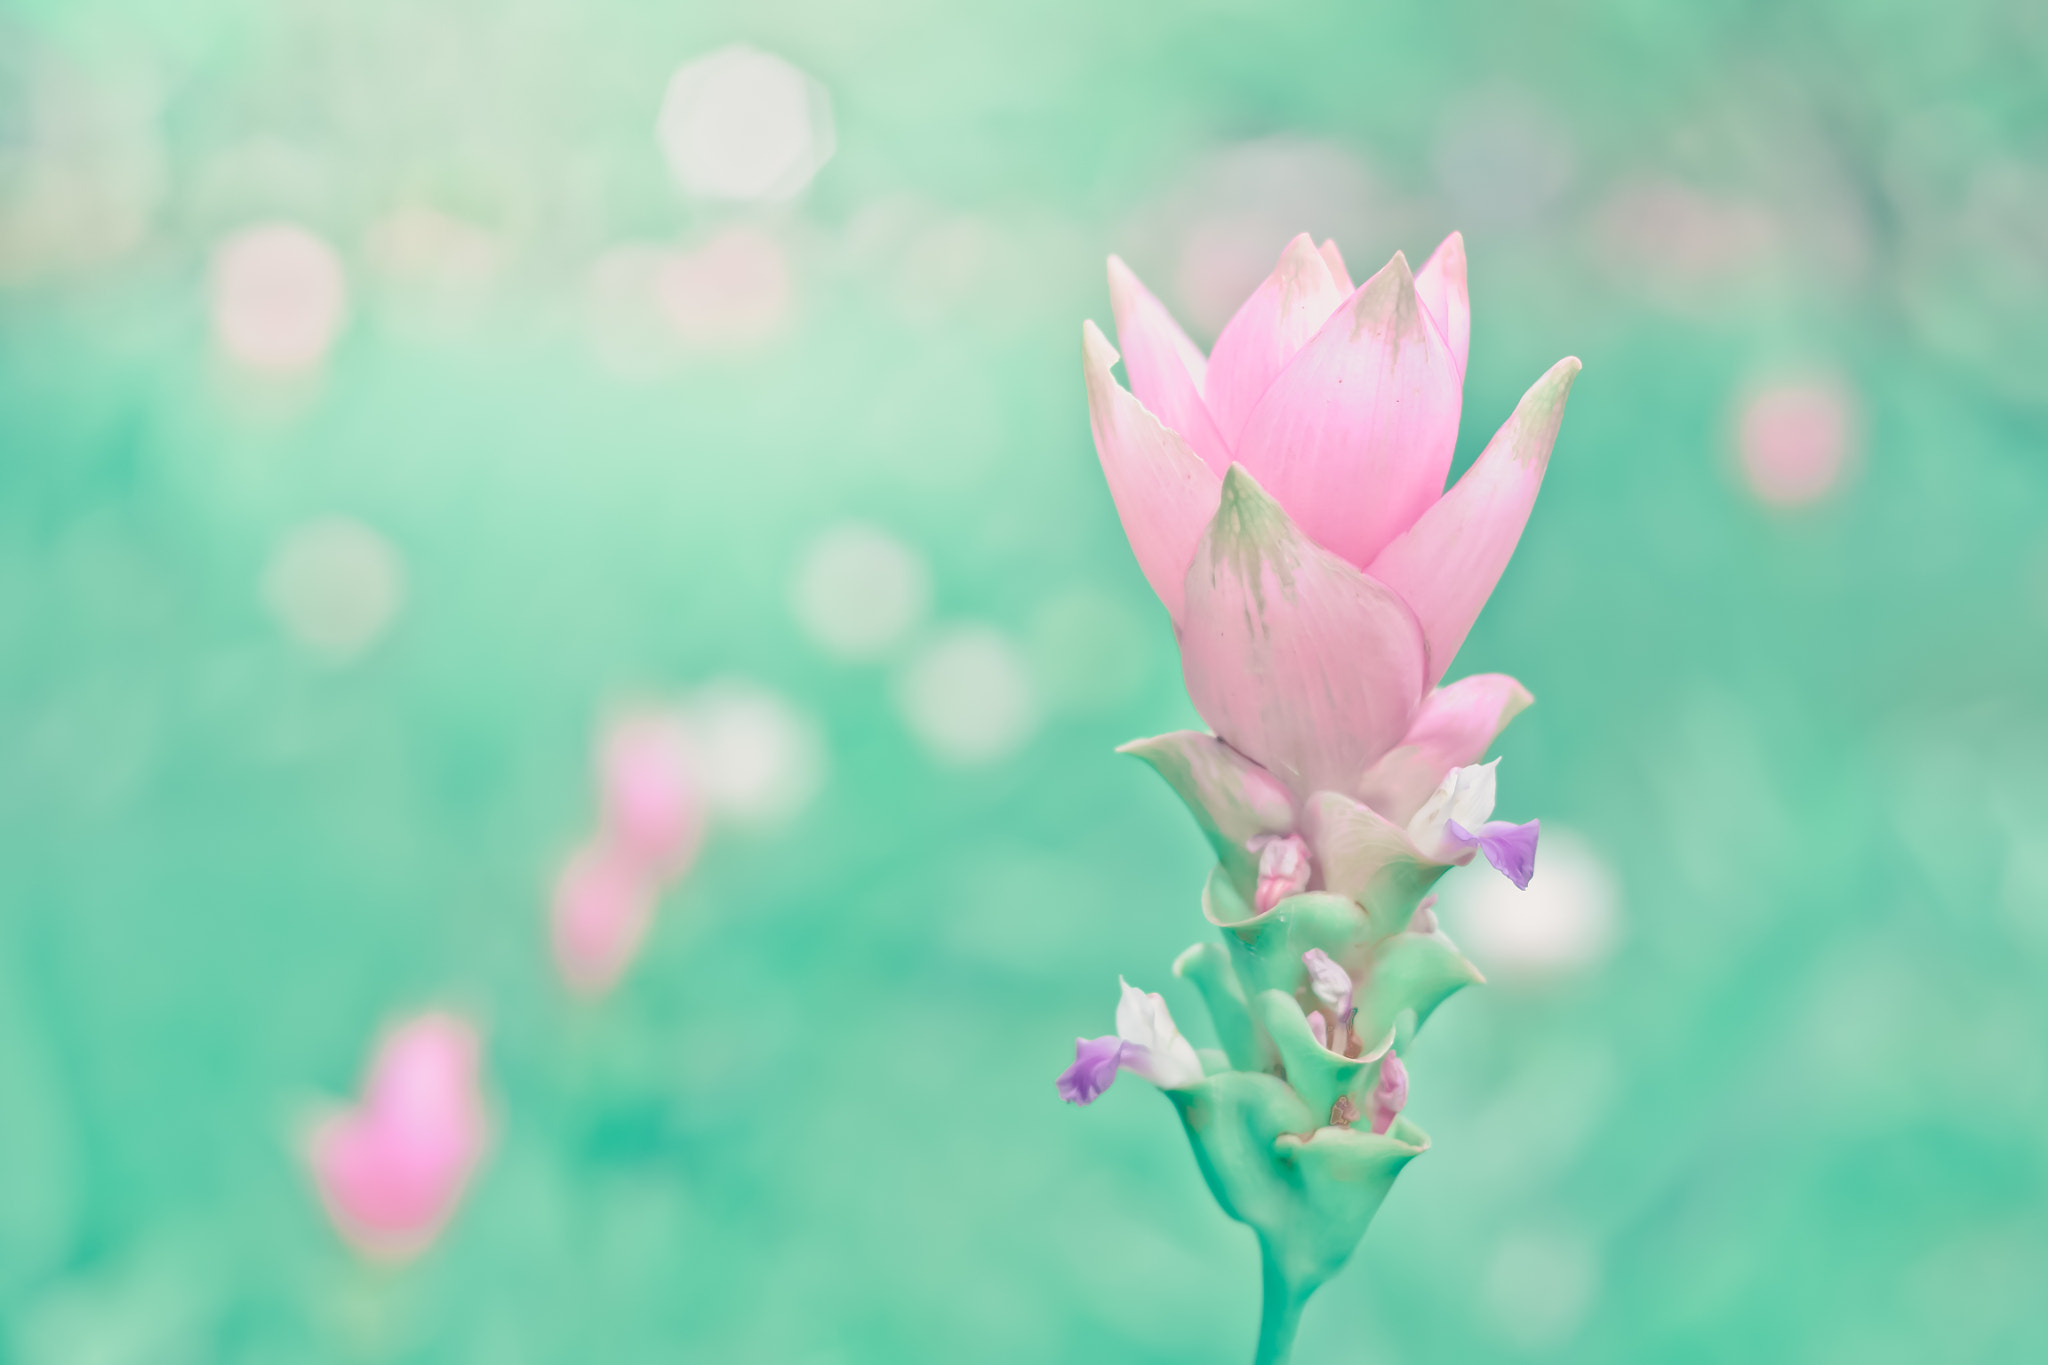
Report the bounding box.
[1057,1036,1125,1105]
[1448,817,1540,890]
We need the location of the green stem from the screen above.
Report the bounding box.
[1253,1242,1309,1365]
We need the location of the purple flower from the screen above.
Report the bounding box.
[1057,1035,1127,1105]
[1446,817,1540,889]
[1057,979,1206,1105]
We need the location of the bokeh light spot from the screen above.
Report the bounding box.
[262,518,404,662]
[656,46,834,202]
[790,522,931,661]
[681,680,826,826]
[897,625,1039,766]
[210,222,347,371]
[1736,378,1858,508]
[657,227,793,348]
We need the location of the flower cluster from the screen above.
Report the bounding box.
[1059,232,1578,1361]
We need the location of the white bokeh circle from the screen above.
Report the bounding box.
[656,46,834,202]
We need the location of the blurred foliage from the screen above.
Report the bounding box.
[2,0,2047,1361]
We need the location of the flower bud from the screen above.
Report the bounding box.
[1248,833,1312,914]
[1369,1052,1408,1135]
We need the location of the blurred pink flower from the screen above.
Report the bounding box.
[210,223,348,371]
[656,228,792,349]
[551,840,658,997]
[307,1013,487,1262]
[550,709,704,995]
[1086,233,1579,802]
[1736,379,1856,508]
[598,711,703,876]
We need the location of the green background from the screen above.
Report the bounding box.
[3,0,2046,1360]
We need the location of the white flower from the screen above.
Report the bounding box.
[1407,759,1499,862]
[1114,977,1205,1089]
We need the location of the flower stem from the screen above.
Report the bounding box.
[1253,1242,1309,1365]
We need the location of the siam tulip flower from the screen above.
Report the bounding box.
[1406,760,1540,889]
[1062,231,1580,1364]
[307,1012,488,1262]
[1057,977,1206,1105]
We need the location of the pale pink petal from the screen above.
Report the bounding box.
[551,841,658,996]
[1082,320,1223,622]
[1414,231,1470,377]
[1318,239,1353,293]
[1179,466,1428,800]
[1356,673,1534,825]
[1202,234,1347,447]
[1107,256,1232,475]
[1233,251,1463,572]
[1369,357,1581,685]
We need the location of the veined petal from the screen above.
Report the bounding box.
[1448,816,1540,889]
[1107,256,1233,475]
[1369,357,1581,685]
[1057,1035,1125,1105]
[1414,231,1470,378]
[1082,320,1223,622]
[1180,467,1429,799]
[1117,731,1295,896]
[1203,234,1348,447]
[1408,760,1499,861]
[1115,978,1205,1089]
[1233,251,1464,572]
[1318,239,1354,293]
[1356,674,1533,826]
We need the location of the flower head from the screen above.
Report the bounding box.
[1086,236,1579,800]
[1057,978,1204,1105]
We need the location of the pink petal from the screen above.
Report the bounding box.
[1369,357,1581,685]
[551,841,658,996]
[1414,231,1470,377]
[310,1013,487,1261]
[599,712,702,877]
[1232,251,1464,572]
[1082,320,1223,622]
[1106,256,1232,475]
[1179,466,1428,800]
[1356,673,1534,825]
[1202,233,1347,447]
[1318,239,1354,293]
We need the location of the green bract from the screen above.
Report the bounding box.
[1132,737,1488,1365]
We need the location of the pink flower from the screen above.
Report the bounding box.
[551,708,705,996]
[307,1013,488,1261]
[551,840,659,997]
[1086,234,1579,805]
[598,711,703,877]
